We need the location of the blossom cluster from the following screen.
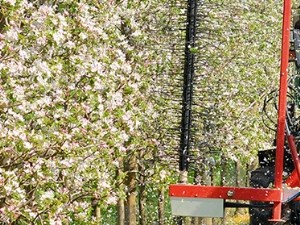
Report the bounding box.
[0,0,170,223]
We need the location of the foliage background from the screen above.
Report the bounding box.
[0,0,285,224]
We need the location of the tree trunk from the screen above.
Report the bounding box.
[235,161,245,215]
[118,198,125,225]
[192,170,201,225]
[158,187,165,225]
[177,171,191,225]
[0,11,6,33]
[92,197,101,224]
[220,155,227,225]
[116,159,125,225]
[95,207,101,223]
[125,191,136,225]
[179,170,188,183]
[203,169,212,225]
[210,165,219,225]
[138,183,146,225]
[124,153,137,225]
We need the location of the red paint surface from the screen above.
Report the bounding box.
[272,0,292,220]
[169,185,281,202]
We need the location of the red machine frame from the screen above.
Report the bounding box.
[169,0,300,222]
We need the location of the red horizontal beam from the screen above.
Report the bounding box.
[169,184,282,202]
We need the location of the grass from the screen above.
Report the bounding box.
[228,214,249,225]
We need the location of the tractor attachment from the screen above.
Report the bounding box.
[169,0,300,223]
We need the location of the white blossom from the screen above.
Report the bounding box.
[53,30,65,44]
[3,0,16,6]
[40,190,55,201]
[5,28,19,42]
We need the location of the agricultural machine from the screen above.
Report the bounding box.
[169,0,300,224]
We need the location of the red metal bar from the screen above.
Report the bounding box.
[169,185,282,202]
[272,0,292,221]
[286,170,300,187]
[287,135,300,181]
[285,169,300,187]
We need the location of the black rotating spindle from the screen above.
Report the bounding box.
[179,0,197,172]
